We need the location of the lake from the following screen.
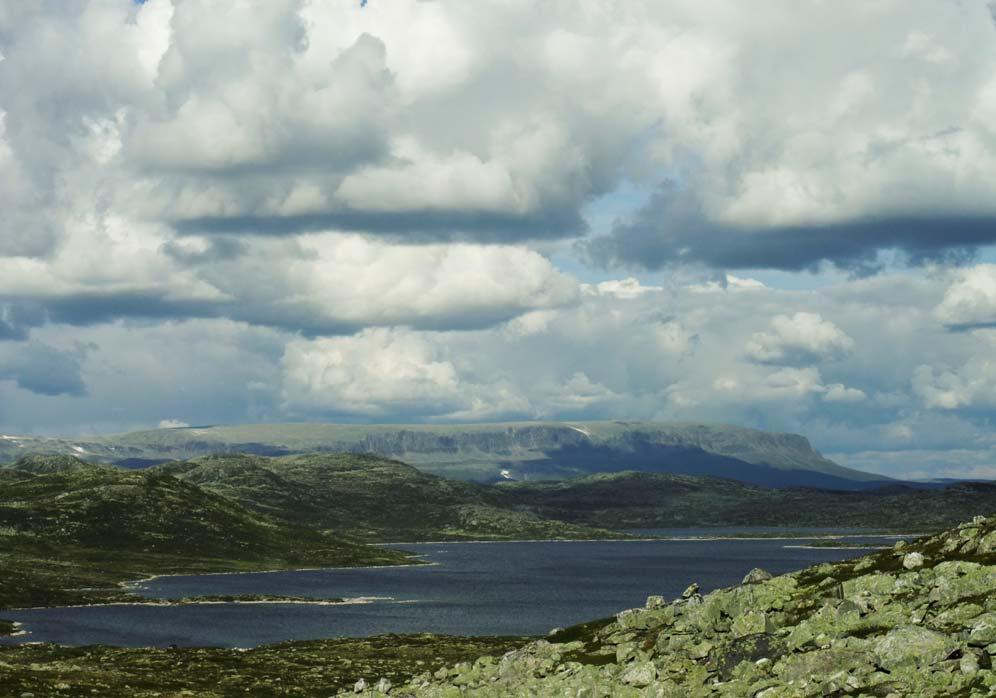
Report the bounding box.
[2,534,902,648]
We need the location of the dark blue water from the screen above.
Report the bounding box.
[2,537,901,648]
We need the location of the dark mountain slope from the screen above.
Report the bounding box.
[503,471,996,530]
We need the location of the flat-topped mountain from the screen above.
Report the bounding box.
[0,421,886,489]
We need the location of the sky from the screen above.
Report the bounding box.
[1,1,996,480]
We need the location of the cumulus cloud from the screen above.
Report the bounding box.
[4,1,994,275]
[582,277,664,299]
[934,264,996,329]
[912,358,996,410]
[280,328,471,417]
[278,280,873,423]
[745,313,855,365]
[0,230,578,333]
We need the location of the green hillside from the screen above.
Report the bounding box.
[153,453,620,542]
[0,461,411,608]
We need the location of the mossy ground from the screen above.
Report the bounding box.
[0,635,530,697]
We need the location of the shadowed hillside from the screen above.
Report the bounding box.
[503,471,996,531]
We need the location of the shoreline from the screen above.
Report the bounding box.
[121,558,437,590]
[375,532,925,545]
[7,595,401,612]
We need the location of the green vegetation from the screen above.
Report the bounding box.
[368,515,996,696]
[152,452,622,542]
[503,470,996,531]
[0,457,412,609]
[146,454,996,538]
[0,634,531,697]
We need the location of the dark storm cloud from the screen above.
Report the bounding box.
[161,237,249,264]
[0,342,88,396]
[586,185,996,273]
[0,302,47,341]
[40,294,222,327]
[171,207,588,243]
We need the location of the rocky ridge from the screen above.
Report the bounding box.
[351,514,996,697]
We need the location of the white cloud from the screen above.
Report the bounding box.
[688,274,767,294]
[582,277,663,299]
[280,329,466,416]
[745,312,855,365]
[158,419,189,429]
[912,358,996,410]
[822,383,868,403]
[934,264,996,328]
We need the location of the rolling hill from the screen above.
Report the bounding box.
[0,421,888,488]
[0,456,412,608]
[156,455,996,535]
[151,453,619,542]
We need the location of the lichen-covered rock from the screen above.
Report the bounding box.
[873,626,959,670]
[742,567,773,585]
[619,660,656,686]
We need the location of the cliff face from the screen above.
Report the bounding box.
[358,515,996,697]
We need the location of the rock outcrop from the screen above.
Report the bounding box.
[348,514,996,696]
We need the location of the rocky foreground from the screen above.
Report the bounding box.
[349,515,996,697]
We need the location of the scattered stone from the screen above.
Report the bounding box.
[960,652,981,674]
[619,660,656,687]
[353,678,367,693]
[682,582,700,599]
[645,594,666,609]
[902,551,925,570]
[873,626,958,670]
[742,567,773,585]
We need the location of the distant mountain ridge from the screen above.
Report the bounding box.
[0,421,886,489]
